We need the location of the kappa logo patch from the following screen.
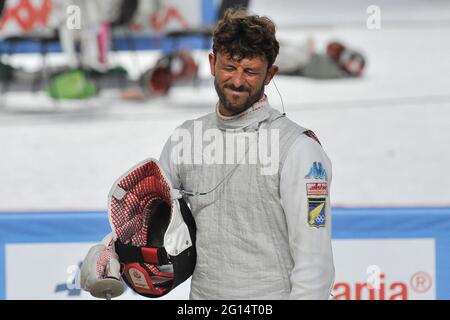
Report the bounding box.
[307,197,326,228]
[304,161,327,180]
[307,183,328,196]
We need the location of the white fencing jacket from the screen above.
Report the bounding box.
[159,96,334,299]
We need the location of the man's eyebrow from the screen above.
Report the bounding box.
[218,58,264,70]
[219,60,236,67]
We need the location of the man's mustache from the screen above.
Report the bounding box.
[223,84,250,93]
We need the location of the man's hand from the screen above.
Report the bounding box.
[80,235,125,299]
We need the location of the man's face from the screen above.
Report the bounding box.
[209,52,278,116]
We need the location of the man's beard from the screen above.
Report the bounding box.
[214,78,264,116]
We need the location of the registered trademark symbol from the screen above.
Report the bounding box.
[410,271,432,293]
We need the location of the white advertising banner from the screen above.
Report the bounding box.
[5,239,436,300]
[331,239,436,300]
[5,242,191,300]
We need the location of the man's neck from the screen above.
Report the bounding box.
[216,95,268,121]
[218,94,266,117]
[218,104,250,117]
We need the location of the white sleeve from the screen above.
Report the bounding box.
[158,135,181,190]
[280,134,335,300]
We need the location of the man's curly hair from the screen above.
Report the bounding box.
[212,8,280,68]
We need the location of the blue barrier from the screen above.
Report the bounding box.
[1,207,449,299]
[0,35,212,54]
[332,207,450,300]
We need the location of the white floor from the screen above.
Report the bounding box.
[1,1,450,210]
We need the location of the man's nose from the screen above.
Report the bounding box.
[230,69,245,88]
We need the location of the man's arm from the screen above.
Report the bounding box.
[280,134,335,300]
[159,134,181,190]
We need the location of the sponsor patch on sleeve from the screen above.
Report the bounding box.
[304,161,327,181]
[307,197,326,228]
[306,183,328,196]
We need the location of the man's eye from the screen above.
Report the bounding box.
[224,66,235,71]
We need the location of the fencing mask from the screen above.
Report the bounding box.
[108,158,196,298]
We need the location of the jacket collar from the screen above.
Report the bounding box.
[215,95,271,131]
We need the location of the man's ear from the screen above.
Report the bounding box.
[264,64,279,85]
[208,53,216,76]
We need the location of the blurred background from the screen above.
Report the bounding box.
[0,0,449,300]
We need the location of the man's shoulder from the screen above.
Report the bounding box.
[279,115,306,132]
[266,109,308,135]
[175,112,216,130]
[266,109,323,148]
[283,116,322,146]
